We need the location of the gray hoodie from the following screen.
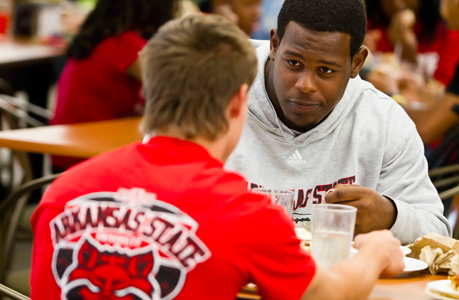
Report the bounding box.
[225,40,451,244]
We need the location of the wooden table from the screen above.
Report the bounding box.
[0,117,143,157]
[237,272,448,300]
[370,273,447,300]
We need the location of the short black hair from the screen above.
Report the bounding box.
[277,0,367,58]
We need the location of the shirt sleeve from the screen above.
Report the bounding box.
[377,106,451,244]
[230,194,315,300]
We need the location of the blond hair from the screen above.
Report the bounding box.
[140,13,257,140]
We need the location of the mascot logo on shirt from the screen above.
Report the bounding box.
[50,188,211,300]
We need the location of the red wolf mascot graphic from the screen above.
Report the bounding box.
[64,237,158,299]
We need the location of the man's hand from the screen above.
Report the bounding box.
[324,184,397,235]
[353,230,405,277]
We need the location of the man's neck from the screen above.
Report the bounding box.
[155,128,228,162]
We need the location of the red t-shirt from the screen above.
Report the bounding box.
[31,137,315,300]
[368,20,459,86]
[51,30,146,170]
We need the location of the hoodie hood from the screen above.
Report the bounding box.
[247,40,364,147]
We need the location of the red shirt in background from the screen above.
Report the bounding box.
[51,30,146,170]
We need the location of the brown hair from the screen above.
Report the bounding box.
[140,13,257,140]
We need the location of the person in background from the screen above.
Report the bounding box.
[30,13,404,300]
[398,0,459,168]
[365,0,459,148]
[50,0,177,171]
[195,0,262,36]
[224,0,451,245]
[364,0,459,86]
[226,0,262,36]
[397,70,459,147]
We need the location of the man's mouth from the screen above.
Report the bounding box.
[288,99,320,113]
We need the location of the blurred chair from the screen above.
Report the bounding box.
[427,127,459,170]
[0,78,15,200]
[0,94,50,128]
[0,93,52,197]
[0,93,55,295]
[0,174,60,296]
[429,163,459,200]
[0,283,30,300]
[0,79,15,97]
[429,163,459,238]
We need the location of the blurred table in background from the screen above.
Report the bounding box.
[0,38,65,121]
[0,117,142,157]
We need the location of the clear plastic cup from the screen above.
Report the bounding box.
[251,188,295,216]
[310,204,357,269]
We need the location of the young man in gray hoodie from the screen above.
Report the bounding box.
[225,0,451,244]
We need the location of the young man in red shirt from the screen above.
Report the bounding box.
[31,13,404,300]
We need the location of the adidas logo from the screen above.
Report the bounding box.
[287,150,307,164]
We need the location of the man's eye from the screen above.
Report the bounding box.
[319,67,334,74]
[287,60,300,67]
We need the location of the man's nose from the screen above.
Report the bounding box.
[295,71,316,93]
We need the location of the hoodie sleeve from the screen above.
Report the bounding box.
[377,105,451,244]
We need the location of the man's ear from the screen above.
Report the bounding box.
[269,29,280,61]
[228,84,249,119]
[350,46,369,78]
